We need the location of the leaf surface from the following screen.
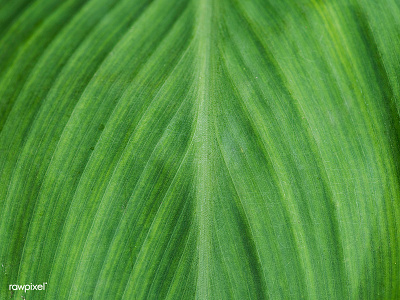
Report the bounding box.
[0,0,399,299]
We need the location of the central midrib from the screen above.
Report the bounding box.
[194,0,215,298]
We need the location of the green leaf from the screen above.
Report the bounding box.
[1,0,399,299]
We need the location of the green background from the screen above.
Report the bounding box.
[0,0,399,298]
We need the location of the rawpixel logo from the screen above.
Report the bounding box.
[9,282,47,293]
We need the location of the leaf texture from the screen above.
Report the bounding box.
[0,0,399,299]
